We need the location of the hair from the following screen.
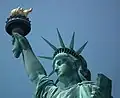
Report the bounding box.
[74,58,91,81]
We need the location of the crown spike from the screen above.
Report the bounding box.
[69,32,75,49]
[56,28,65,48]
[38,56,53,60]
[76,41,88,54]
[41,36,57,51]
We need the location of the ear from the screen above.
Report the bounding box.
[73,60,82,68]
[73,60,81,70]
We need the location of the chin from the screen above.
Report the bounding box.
[58,74,65,82]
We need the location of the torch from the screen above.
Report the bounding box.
[5,7,33,58]
[5,7,32,36]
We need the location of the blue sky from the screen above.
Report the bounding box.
[0,0,119,98]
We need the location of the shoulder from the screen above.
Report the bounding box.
[36,74,56,91]
[35,74,59,98]
[76,81,104,98]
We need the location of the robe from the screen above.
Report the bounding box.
[34,74,104,98]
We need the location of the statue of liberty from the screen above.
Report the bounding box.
[5,7,113,98]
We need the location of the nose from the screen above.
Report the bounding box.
[54,67,59,73]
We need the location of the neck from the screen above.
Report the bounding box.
[61,72,80,87]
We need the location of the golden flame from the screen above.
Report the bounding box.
[10,7,33,17]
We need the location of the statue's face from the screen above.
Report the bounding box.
[53,53,76,82]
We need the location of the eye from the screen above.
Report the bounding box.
[56,58,67,66]
[56,60,62,66]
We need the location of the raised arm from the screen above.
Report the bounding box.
[12,33,47,84]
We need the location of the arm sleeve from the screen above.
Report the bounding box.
[34,74,58,98]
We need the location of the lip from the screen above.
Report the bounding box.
[57,71,60,75]
[57,70,61,75]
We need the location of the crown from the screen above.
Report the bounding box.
[38,28,88,77]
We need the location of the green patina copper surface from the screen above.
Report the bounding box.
[11,32,112,98]
[6,7,112,98]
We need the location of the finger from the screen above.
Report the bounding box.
[11,37,15,45]
[12,38,22,58]
[19,38,28,50]
[12,33,20,42]
[14,33,28,42]
[12,33,30,50]
[12,48,22,58]
[12,33,26,42]
[13,33,26,45]
[12,32,22,36]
